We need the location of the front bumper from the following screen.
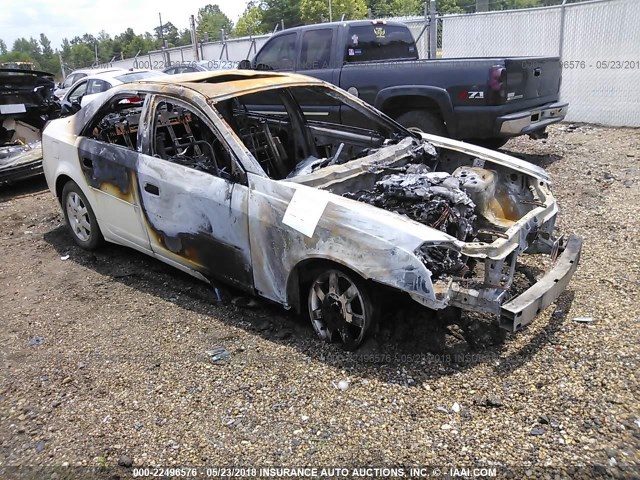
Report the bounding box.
[498,101,569,136]
[500,234,582,331]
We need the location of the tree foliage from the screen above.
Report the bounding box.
[260,0,303,30]
[233,2,267,37]
[300,0,368,23]
[196,4,234,41]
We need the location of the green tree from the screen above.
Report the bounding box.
[178,28,192,46]
[67,43,94,69]
[155,21,180,47]
[234,2,266,37]
[436,0,466,14]
[196,4,234,41]
[390,0,422,16]
[300,0,367,23]
[0,39,7,55]
[259,0,303,30]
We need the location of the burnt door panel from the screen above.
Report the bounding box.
[77,137,150,249]
[136,155,253,290]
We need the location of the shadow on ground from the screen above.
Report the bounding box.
[0,176,48,202]
[42,224,574,386]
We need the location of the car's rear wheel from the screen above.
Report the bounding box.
[307,267,376,351]
[61,181,103,250]
[396,110,447,137]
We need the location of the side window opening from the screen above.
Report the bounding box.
[152,100,235,180]
[86,95,146,150]
[216,92,297,180]
[216,86,406,180]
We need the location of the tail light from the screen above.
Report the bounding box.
[489,66,506,92]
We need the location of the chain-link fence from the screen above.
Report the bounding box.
[389,0,640,126]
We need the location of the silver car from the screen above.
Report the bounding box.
[42,71,582,350]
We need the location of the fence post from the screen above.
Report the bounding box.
[429,0,437,59]
[558,0,568,59]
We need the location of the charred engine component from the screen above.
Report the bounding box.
[415,244,470,280]
[344,170,477,241]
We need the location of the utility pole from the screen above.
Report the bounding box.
[190,14,199,61]
[476,0,489,12]
[329,0,333,22]
[159,12,167,65]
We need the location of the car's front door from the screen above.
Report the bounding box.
[135,95,253,290]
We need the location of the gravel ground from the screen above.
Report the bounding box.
[0,124,638,479]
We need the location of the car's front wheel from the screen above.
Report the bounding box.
[61,181,103,250]
[307,267,377,351]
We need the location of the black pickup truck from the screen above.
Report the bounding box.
[246,20,568,148]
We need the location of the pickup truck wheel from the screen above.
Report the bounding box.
[307,268,376,351]
[61,181,104,250]
[396,110,447,137]
[468,138,510,150]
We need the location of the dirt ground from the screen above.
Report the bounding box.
[0,124,638,478]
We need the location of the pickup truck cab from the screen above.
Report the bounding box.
[249,20,568,148]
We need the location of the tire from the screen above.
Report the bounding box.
[307,267,377,351]
[467,137,510,150]
[395,110,447,137]
[61,181,104,250]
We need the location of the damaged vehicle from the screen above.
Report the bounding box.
[1,68,60,184]
[42,71,582,350]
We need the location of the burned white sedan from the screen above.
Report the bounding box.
[42,71,581,350]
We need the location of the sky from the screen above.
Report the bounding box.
[0,0,249,51]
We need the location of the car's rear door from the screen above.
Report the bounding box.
[135,95,253,290]
[76,93,151,251]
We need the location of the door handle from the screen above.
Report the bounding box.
[82,157,93,169]
[144,183,160,195]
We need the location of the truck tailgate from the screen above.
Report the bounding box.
[504,57,562,104]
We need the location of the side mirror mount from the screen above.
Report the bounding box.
[238,59,252,70]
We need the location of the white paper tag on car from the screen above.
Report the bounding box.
[0,104,27,114]
[282,188,328,238]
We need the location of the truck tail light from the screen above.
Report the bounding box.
[489,66,506,92]
[370,20,387,25]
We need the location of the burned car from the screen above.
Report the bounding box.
[1,68,60,184]
[42,71,582,350]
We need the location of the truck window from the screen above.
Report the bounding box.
[255,33,297,71]
[300,29,333,70]
[345,25,418,63]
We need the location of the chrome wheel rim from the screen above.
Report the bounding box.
[308,270,368,347]
[66,192,91,242]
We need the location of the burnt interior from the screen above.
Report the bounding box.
[88,96,146,149]
[214,85,400,180]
